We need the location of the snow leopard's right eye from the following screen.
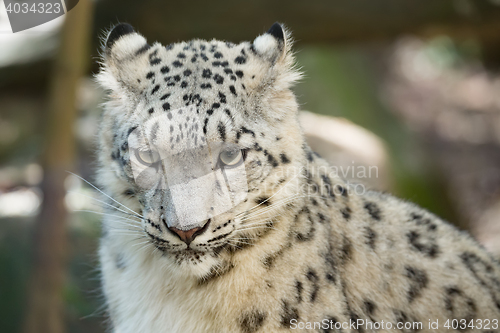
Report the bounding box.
[218,147,245,169]
[135,149,161,165]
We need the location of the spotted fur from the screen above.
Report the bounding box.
[95,23,500,333]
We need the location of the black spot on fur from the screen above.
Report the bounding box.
[151,84,160,95]
[262,243,286,269]
[267,153,279,167]
[365,226,377,250]
[160,93,171,100]
[146,72,155,79]
[214,74,224,84]
[336,185,348,197]
[148,108,154,114]
[160,66,170,74]
[280,153,291,164]
[364,300,376,315]
[235,70,244,78]
[150,58,161,66]
[162,103,170,111]
[280,301,299,328]
[202,69,212,78]
[460,251,500,310]
[444,286,477,320]
[324,245,338,284]
[410,212,438,232]
[240,310,267,333]
[172,60,183,68]
[295,206,316,242]
[407,230,439,258]
[306,269,320,302]
[203,118,209,135]
[321,175,336,199]
[238,126,256,139]
[317,213,328,224]
[405,266,429,303]
[306,151,314,162]
[183,69,192,76]
[230,85,237,96]
[340,206,351,220]
[255,197,270,206]
[340,237,352,263]
[295,280,303,303]
[235,56,247,64]
[364,201,381,221]
[219,92,227,103]
[217,122,226,141]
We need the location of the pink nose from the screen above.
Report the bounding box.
[167,220,210,245]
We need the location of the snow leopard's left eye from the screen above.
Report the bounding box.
[219,148,243,168]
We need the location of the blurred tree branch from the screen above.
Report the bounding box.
[22,1,94,333]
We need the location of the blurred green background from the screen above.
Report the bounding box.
[1,0,500,332]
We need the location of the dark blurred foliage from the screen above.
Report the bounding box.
[1,0,500,332]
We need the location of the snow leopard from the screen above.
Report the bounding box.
[94,22,500,332]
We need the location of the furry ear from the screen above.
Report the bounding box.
[104,23,150,59]
[106,23,136,51]
[98,23,151,95]
[251,23,301,120]
[252,22,287,64]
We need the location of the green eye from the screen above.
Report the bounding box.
[219,149,243,167]
[135,149,161,165]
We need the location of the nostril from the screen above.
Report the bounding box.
[167,219,210,245]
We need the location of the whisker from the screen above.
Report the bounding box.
[69,190,143,219]
[67,172,144,218]
[74,209,142,225]
[237,225,276,233]
[228,239,254,246]
[241,193,328,222]
[236,170,302,217]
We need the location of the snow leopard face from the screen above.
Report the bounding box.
[97,23,305,276]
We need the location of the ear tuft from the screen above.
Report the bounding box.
[252,22,289,63]
[267,22,284,43]
[106,23,136,50]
